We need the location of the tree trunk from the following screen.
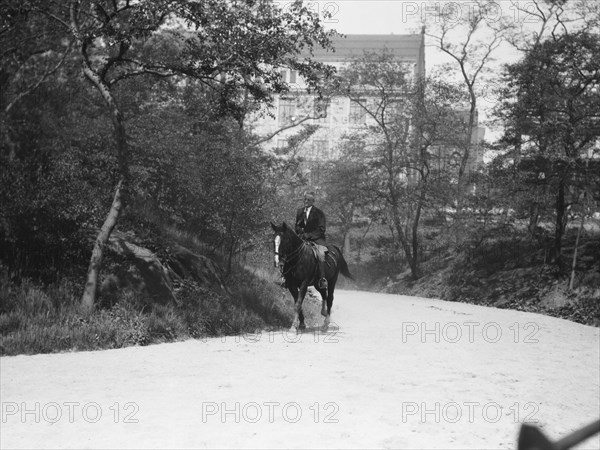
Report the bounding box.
[68,2,130,313]
[554,178,565,267]
[454,92,478,248]
[356,220,372,263]
[392,207,418,280]
[458,99,477,190]
[343,230,351,255]
[79,67,129,313]
[81,178,125,313]
[569,209,585,291]
[410,185,426,280]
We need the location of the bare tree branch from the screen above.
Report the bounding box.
[253,113,325,145]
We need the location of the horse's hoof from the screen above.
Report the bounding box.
[322,316,330,333]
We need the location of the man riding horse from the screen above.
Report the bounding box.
[294,191,328,291]
[272,192,353,331]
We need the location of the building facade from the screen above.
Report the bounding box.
[251,34,426,166]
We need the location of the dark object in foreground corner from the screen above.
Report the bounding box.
[518,419,600,450]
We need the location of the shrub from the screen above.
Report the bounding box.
[0,256,306,356]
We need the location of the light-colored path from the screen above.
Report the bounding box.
[1,290,599,449]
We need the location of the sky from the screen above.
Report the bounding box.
[286,0,532,68]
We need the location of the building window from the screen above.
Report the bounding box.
[349,99,367,125]
[311,166,320,184]
[289,70,297,84]
[278,97,296,126]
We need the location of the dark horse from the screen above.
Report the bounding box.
[271,221,353,332]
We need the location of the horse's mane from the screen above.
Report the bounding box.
[281,221,298,237]
[280,221,304,245]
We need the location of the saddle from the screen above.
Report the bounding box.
[305,241,332,266]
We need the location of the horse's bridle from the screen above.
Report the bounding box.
[273,234,305,277]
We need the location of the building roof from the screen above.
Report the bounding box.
[309,34,424,63]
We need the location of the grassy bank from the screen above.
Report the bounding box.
[0,216,323,357]
[0,266,308,356]
[326,220,600,327]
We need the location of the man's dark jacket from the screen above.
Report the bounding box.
[295,206,326,245]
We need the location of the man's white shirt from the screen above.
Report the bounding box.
[304,206,312,220]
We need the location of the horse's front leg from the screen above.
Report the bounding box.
[287,285,300,331]
[290,283,309,333]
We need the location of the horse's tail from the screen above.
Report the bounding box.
[332,246,354,280]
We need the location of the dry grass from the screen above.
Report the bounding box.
[0,262,304,356]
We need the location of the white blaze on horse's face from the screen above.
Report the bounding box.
[274,235,281,267]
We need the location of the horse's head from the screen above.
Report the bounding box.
[270,221,302,267]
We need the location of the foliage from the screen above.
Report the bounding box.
[122,80,274,270]
[0,0,338,309]
[327,51,473,278]
[496,29,600,263]
[320,157,368,240]
[0,77,114,281]
[332,51,424,277]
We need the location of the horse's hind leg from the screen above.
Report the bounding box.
[316,287,328,317]
[298,308,306,331]
[321,283,336,332]
[297,284,309,331]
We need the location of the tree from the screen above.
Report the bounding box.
[507,0,600,51]
[333,51,464,279]
[497,29,600,265]
[123,80,273,274]
[426,0,513,242]
[321,157,369,254]
[2,0,337,312]
[1,29,116,282]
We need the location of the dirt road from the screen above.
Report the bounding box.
[1,290,599,449]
